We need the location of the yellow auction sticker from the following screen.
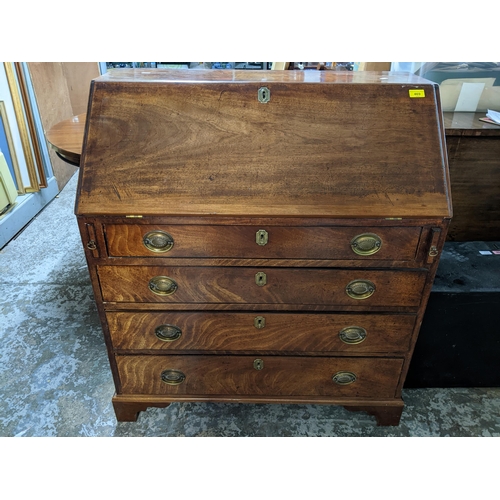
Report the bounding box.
[409,89,425,98]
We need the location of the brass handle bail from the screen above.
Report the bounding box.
[149,276,178,296]
[333,371,357,385]
[350,233,382,256]
[339,326,367,344]
[161,370,186,385]
[155,324,182,342]
[143,230,174,253]
[345,279,376,300]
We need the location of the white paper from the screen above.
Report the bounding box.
[454,82,485,112]
[486,109,500,124]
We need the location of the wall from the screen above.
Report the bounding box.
[27,62,100,190]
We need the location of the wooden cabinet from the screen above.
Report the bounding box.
[443,112,500,241]
[76,69,452,425]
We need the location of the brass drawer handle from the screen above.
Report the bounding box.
[345,279,375,300]
[143,230,174,253]
[333,371,357,385]
[339,326,367,344]
[155,324,182,342]
[149,276,178,296]
[350,233,382,256]
[161,370,186,385]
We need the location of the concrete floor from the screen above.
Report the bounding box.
[1,172,499,437]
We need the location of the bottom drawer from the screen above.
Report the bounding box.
[116,355,404,398]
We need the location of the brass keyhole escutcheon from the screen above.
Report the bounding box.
[256,229,269,246]
[339,326,367,344]
[345,279,376,300]
[258,87,270,103]
[143,230,174,253]
[350,233,382,256]
[332,371,357,385]
[255,272,267,286]
[254,359,264,370]
[254,316,266,329]
[148,276,178,296]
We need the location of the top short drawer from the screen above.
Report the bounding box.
[104,224,422,261]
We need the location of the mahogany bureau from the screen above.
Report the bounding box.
[75,69,452,425]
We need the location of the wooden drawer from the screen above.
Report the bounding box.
[116,355,404,398]
[98,266,427,307]
[107,311,416,353]
[104,224,422,261]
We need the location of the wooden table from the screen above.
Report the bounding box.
[46,111,500,241]
[45,113,86,166]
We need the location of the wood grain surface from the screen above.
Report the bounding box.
[77,70,451,218]
[446,136,500,241]
[104,224,422,261]
[97,266,427,307]
[107,311,416,353]
[116,354,404,398]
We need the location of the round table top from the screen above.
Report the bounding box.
[46,113,86,166]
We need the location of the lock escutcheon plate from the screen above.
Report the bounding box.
[258,87,270,103]
[255,272,267,286]
[254,316,266,329]
[253,359,264,370]
[256,229,269,246]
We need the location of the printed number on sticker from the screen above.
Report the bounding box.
[409,89,425,98]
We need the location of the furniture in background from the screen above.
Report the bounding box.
[444,112,500,242]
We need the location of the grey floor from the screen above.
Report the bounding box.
[1,172,499,437]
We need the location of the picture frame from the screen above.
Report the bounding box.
[0,100,22,193]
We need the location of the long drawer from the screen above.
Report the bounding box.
[98,266,427,307]
[107,311,416,353]
[116,355,404,398]
[104,224,422,261]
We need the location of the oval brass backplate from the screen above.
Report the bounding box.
[155,324,182,342]
[350,233,382,256]
[143,230,174,253]
[253,359,264,370]
[148,276,178,296]
[255,272,267,286]
[345,279,375,300]
[339,326,367,344]
[161,369,186,385]
[332,371,357,385]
